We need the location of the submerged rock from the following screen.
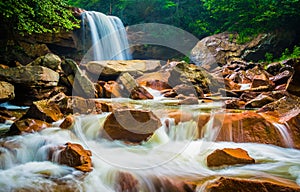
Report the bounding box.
[54,142,92,172]
[102,109,162,143]
[116,172,139,192]
[204,177,300,192]
[206,148,255,168]
[197,111,287,148]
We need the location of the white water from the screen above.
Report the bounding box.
[0,99,300,191]
[80,11,132,62]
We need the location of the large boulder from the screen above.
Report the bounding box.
[0,81,14,103]
[197,111,288,148]
[206,148,255,168]
[8,118,50,135]
[51,142,92,172]
[102,109,162,143]
[287,58,300,96]
[258,94,300,149]
[0,66,59,87]
[24,99,64,123]
[86,60,161,77]
[48,92,102,115]
[27,53,62,71]
[61,59,97,98]
[190,32,296,71]
[204,177,300,192]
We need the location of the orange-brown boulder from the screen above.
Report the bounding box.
[197,111,287,147]
[55,142,92,172]
[102,109,162,143]
[8,118,50,135]
[206,148,255,167]
[130,86,153,100]
[59,115,75,129]
[116,172,139,192]
[204,177,300,192]
[168,110,194,125]
[24,99,63,123]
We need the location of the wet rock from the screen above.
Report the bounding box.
[130,86,153,100]
[197,111,287,147]
[54,142,92,172]
[245,94,275,108]
[266,62,282,75]
[173,84,197,97]
[61,59,96,98]
[118,72,138,94]
[168,62,222,94]
[224,78,241,90]
[206,148,255,167]
[239,92,261,102]
[8,118,51,135]
[13,85,67,106]
[270,70,293,86]
[86,60,161,77]
[225,99,245,109]
[258,95,300,149]
[0,81,14,102]
[179,96,199,105]
[150,176,196,192]
[49,92,102,115]
[0,66,59,87]
[204,177,300,192]
[59,115,75,129]
[251,73,273,89]
[103,81,122,98]
[25,99,63,123]
[137,71,170,88]
[102,109,162,143]
[168,110,194,125]
[116,172,139,192]
[287,58,300,96]
[190,32,295,70]
[145,80,171,91]
[27,53,62,71]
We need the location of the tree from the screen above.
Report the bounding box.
[0,0,80,35]
[200,0,300,37]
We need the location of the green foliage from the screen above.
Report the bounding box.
[264,46,300,63]
[200,0,300,37]
[279,46,300,61]
[0,0,80,35]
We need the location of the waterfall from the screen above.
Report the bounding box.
[80,11,132,62]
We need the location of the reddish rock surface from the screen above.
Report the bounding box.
[116,172,139,192]
[55,142,92,172]
[130,86,153,100]
[197,111,287,147]
[8,118,50,135]
[102,109,162,143]
[204,177,300,192]
[59,115,75,129]
[206,148,255,167]
[25,99,63,123]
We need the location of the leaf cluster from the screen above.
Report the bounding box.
[0,0,80,35]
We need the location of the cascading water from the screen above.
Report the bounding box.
[1,98,300,191]
[80,11,132,62]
